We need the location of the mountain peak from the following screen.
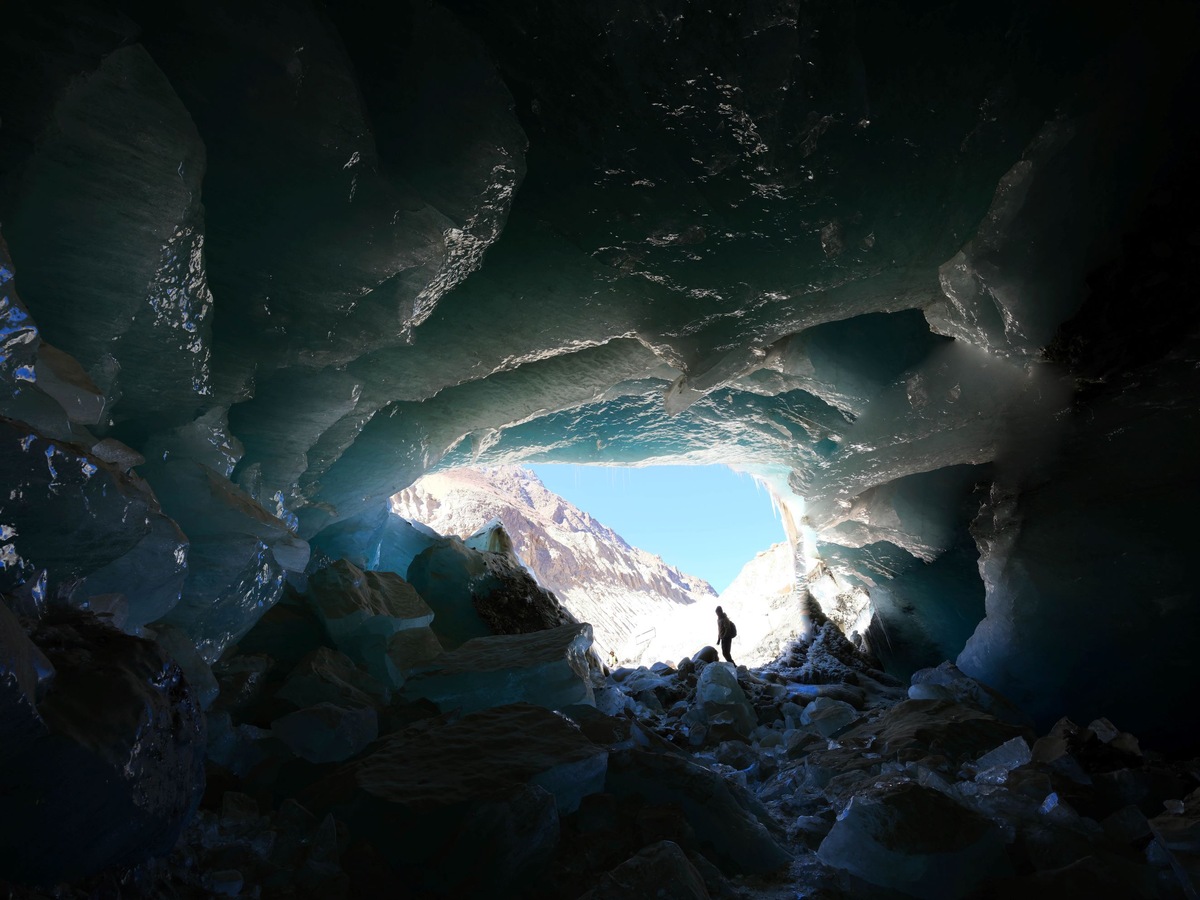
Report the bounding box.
[392,466,716,660]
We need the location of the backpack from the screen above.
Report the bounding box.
[728,619,737,639]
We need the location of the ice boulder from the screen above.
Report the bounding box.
[157,533,286,663]
[234,586,329,669]
[303,703,605,891]
[694,662,756,737]
[800,696,861,738]
[972,736,1033,785]
[909,660,1032,727]
[0,418,187,624]
[402,622,599,714]
[578,840,712,900]
[817,781,1011,899]
[428,782,561,896]
[276,646,391,712]
[304,559,434,686]
[605,748,791,876]
[0,609,205,886]
[271,702,378,764]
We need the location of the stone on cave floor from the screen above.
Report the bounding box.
[465,550,579,638]
[692,646,720,664]
[385,622,444,677]
[799,696,861,738]
[76,591,129,630]
[783,680,869,709]
[309,701,607,816]
[817,780,1012,899]
[577,840,712,900]
[604,748,791,876]
[304,558,433,686]
[908,660,1033,728]
[276,646,391,713]
[712,740,760,772]
[271,702,378,764]
[1086,716,1144,758]
[838,698,1034,762]
[558,703,686,757]
[982,855,1161,899]
[166,793,351,898]
[1103,804,1153,845]
[205,712,277,780]
[426,783,561,896]
[300,703,605,892]
[1038,716,1148,777]
[0,609,205,886]
[1094,763,1195,820]
[402,621,599,714]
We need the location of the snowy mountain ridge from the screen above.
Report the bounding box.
[391,466,718,659]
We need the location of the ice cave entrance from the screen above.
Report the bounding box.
[392,464,803,667]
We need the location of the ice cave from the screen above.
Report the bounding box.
[1,0,1198,897]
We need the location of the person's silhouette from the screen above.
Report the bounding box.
[715,606,737,665]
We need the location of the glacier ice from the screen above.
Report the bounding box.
[304,559,433,686]
[276,646,391,712]
[693,661,757,738]
[402,622,598,714]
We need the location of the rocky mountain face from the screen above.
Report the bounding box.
[392,466,717,661]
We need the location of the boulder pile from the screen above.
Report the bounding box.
[3,563,1198,899]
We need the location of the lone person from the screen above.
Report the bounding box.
[715,606,737,665]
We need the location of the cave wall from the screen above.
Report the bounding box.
[1,0,1198,746]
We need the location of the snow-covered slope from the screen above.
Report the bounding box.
[391,466,717,662]
[640,541,801,668]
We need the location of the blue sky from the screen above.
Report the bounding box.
[530,464,785,593]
